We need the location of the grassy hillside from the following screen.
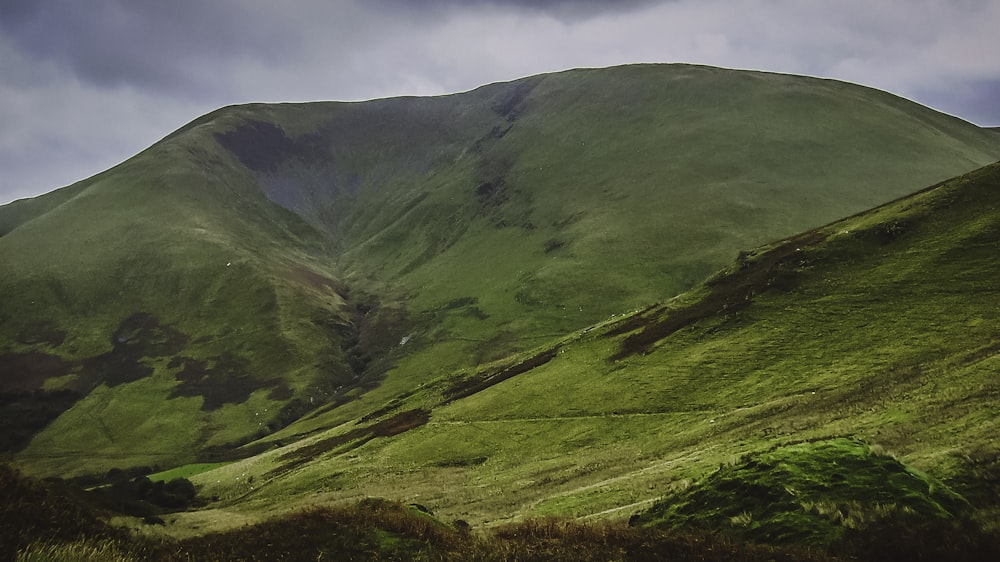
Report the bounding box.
[2,64,999,479]
[167,161,1000,551]
[287,65,1000,346]
[224,64,1000,438]
[0,127,357,474]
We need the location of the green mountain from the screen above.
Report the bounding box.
[2,64,998,488]
[165,160,1000,554]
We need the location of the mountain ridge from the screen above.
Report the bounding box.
[176,160,1000,534]
[2,63,999,480]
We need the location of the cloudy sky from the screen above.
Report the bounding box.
[1,0,998,204]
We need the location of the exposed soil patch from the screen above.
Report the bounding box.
[286,264,347,299]
[267,381,294,401]
[82,312,189,387]
[0,312,191,452]
[473,154,516,219]
[609,230,829,359]
[4,312,301,417]
[0,390,80,453]
[0,352,74,393]
[469,124,513,155]
[444,348,559,401]
[273,409,430,474]
[214,119,327,173]
[438,297,490,321]
[475,180,509,211]
[544,239,565,254]
[444,297,478,310]
[1,313,188,394]
[958,342,1000,366]
[492,77,540,121]
[168,352,286,411]
[369,408,431,437]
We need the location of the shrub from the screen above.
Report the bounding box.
[0,464,119,560]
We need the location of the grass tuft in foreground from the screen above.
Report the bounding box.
[16,539,139,562]
[7,456,996,561]
[632,438,1000,561]
[142,505,840,561]
[0,463,836,561]
[0,464,127,560]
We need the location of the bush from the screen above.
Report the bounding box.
[87,475,201,518]
[832,511,1000,562]
[0,464,120,560]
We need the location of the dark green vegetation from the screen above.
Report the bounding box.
[2,64,1000,558]
[3,64,999,477]
[633,439,1000,560]
[151,161,997,559]
[1,464,127,560]
[636,439,967,544]
[0,464,845,561]
[88,472,201,523]
[5,462,996,561]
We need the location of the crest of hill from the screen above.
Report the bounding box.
[1,63,999,477]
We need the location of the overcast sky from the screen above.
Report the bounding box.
[1,0,998,204]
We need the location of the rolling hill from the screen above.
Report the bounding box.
[2,63,999,487]
[168,160,1000,554]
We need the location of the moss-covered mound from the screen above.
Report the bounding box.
[634,439,968,546]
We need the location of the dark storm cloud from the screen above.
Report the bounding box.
[371,0,669,21]
[1,0,998,204]
[0,0,301,97]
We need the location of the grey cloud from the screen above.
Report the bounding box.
[1,0,998,204]
[369,0,671,22]
[914,79,1000,126]
[0,0,305,97]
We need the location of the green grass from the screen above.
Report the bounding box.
[2,63,999,497]
[170,161,1000,543]
[633,438,968,545]
[273,64,1000,442]
[1,123,356,475]
[0,464,850,560]
[5,457,997,560]
[148,462,232,482]
[16,539,140,562]
[1,464,131,560]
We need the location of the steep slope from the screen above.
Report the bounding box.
[0,129,357,473]
[2,64,999,477]
[181,161,1000,534]
[214,64,1000,436]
